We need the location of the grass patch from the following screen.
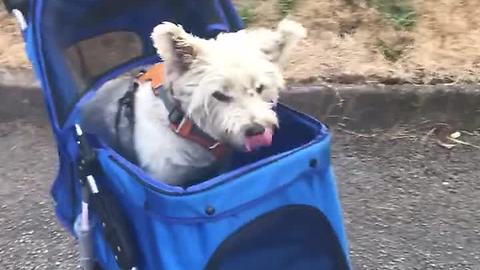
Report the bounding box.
[376,38,403,62]
[238,2,256,26]
[343,0,356,6]
[278,0,297,16]
[367,0,416,30]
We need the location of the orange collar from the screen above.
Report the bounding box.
[136,63,228,159]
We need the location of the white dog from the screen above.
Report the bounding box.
[81,19,306,186]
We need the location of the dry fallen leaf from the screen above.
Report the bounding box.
[447,137,480,150]
[449,131,461,139]
[429,124,457,150]
[436,140,456,149]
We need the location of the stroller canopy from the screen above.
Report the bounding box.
[25,0,242,126]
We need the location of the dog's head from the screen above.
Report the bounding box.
[151,19,306,152]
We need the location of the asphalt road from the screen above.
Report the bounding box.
[0,89,479,269]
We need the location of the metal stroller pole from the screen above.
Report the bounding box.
[77,186,95,270]
[74,124,139,270]
[75,124,95,270]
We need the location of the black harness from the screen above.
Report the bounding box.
[114,81,139,163]
[113,66,228,162]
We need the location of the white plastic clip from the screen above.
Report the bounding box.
[175,117,187,133]
[75,124,84,136]
[86,175,99,194]
[209,142,220,150]
[12,9,27,31]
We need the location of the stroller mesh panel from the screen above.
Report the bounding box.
[65,32,143,95]
[37,0,241,125]
[205,205,349,270]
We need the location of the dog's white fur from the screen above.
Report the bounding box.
[84,19,306,186]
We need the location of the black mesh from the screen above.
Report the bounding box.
[65,31,143,94]
[205,205,349,270]
[36,0,243,125]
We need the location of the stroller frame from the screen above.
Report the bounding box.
[4,0,352,269]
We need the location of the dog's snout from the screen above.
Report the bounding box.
[245,123,265,137]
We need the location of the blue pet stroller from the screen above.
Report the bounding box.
[4,0,351,269]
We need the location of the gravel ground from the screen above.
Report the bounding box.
[0,91,479,269]
[333,129,480,270]
[0,121,77,270]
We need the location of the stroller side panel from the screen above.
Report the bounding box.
[82,133,350,270]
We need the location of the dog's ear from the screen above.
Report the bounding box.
[151,22,202,72]
[255,19,307,67]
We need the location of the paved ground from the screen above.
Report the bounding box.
[0,88,479,269]
[0,120,77,269]
[333,129,480,270]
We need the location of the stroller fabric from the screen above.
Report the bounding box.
[11,0,352,269]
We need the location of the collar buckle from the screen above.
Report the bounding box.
[208,142,221,150]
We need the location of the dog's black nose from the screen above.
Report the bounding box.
[245,123,265,136]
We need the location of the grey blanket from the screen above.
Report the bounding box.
[80,76,138,163]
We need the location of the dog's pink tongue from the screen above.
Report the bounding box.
[245,128,273,152]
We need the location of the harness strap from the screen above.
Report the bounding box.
[115,82,138,133]
[136,63,165,90]
[114,81,139,163]
[136,63,228,158]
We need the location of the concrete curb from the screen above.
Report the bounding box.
[0,85,46,125]
[1,68,479,130]
[282,84,480,131]
[0,67,40,88]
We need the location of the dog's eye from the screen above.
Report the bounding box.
[256,84,265,94]
[212,91,232,102]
